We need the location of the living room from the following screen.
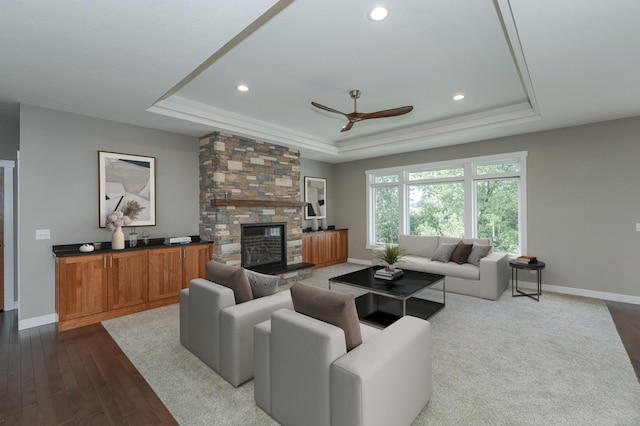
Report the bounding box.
[2,1,640,424]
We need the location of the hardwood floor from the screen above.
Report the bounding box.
[1,299,638,425]
[607,300,640,382]
[0,309,177,425]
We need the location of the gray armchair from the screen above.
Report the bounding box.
[254,308,433,426]
[180,278,293,387]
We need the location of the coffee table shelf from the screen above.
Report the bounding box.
[329,267,445,328]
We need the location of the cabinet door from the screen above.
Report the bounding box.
[57,255,108,321]
[302,234,312,263]
[148,247,183,301]
[183,244,212,287]
[336,230,348,262]
[108,250,148,310]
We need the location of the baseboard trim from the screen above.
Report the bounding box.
[514,281,640,305]
[18,313,58,330]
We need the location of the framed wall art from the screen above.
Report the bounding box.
[304,176,327,220]
[99,151,156,227]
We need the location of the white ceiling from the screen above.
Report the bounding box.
[2,0,640,163]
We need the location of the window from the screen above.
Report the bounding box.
[367,152,527,254]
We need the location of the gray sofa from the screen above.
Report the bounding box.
[375,235,509,300]
[180,278,293,387]
[254,308,432,426]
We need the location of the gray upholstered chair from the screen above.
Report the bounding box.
[254,308,433,426]
[180,266,293,387]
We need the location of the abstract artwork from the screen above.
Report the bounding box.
[304,176,327,219]
[99,151,156,227]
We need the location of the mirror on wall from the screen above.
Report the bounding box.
[304,176,327,220]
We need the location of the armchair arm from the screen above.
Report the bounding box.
[331,316,432,426]
[187,278,235,372]
[219,290,293,387]
[478,251,509,300]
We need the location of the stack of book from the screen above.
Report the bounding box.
[374,268,404,280]
[514,255,538,264]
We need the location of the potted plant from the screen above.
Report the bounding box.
[374,243,407,271]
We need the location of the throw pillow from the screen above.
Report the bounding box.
[205,261,253,304]
[245,269,280,298]
[451,241,473,264]
[467,243,492,266]
[431,243,458,263]
[290,282,363,351]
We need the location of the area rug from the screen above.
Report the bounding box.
[103,265,640,425]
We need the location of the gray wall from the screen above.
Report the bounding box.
[19,105,200,323]
[300,158,334,229]
[0,118,19,160]
[333,115,640,299]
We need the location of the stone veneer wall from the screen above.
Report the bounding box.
[198,132,304,271]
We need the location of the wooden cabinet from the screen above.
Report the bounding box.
[302,229,348,269]
[148,244,210,303]
[56,242,211,331]
[107,250,148,310]
[57,254,108,322]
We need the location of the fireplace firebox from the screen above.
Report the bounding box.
[241,222,287,273]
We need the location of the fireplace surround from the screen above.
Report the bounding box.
[198,132,313,283]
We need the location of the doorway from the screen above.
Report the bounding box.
[0,161,15,312]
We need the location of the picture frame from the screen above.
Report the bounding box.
[99,151,156,227]
[304,176,327,220]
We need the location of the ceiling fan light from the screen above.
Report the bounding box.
[236,84,249,92]
[369,6,389,21]
[453,94,465,101]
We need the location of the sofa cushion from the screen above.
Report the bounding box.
[398,234,439,258]
[424,261,480,280]
[467,243,493,266]
[246,269,280,298]
[397,255,430,272]
[451,241,473,264]
[205,261,253,304]
[431,243,457,263]
[290,282,362,351]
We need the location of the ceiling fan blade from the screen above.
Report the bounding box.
[361,105,414,120]
[311,101,347,117]
[340,121,355,132]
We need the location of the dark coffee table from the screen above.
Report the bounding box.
[329,266,445,328]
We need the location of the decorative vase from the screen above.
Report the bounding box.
[311,218,319,231]
[321,219,328,230]
[112,226,125,250]
[386,264,396,272]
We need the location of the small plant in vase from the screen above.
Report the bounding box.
[374,243,407,272]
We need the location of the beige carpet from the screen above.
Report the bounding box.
[103,264,640,425]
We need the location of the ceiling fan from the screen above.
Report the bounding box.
[311,89,413,132]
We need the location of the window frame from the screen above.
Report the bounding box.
[366,151,527,254]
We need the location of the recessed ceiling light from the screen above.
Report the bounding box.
[453,94,465,101]
[236,84,249,92]
[369,6,389,21]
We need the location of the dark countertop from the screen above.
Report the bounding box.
[302,227,347,233]
[52,235,212,257]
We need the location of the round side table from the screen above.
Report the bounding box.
[509,259,545,302]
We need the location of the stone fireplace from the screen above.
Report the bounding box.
[198,132,312,282]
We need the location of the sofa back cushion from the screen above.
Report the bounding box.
[399,234,439,258]
[439,236,490,246]
[290,282,362,351]
[205,261,253,304]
